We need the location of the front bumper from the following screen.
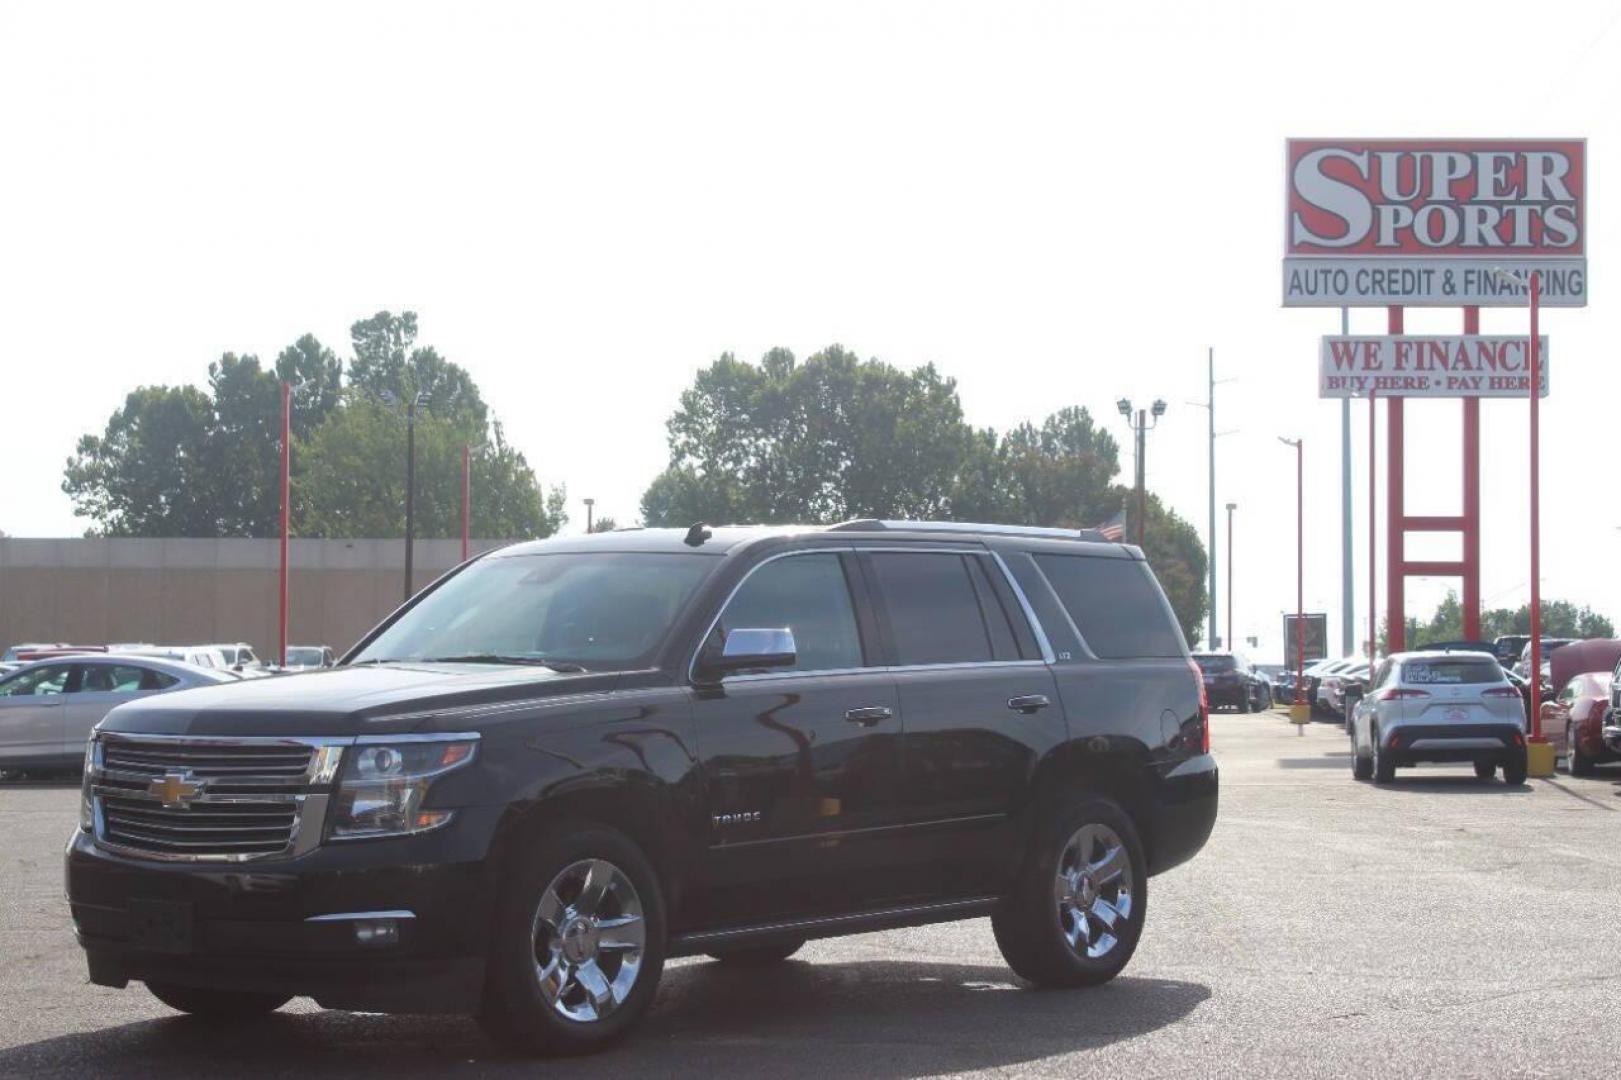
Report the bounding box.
[66,803,505,1014]
[1381,723,1525,766]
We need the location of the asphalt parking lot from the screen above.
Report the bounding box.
[4,713,1620,1078]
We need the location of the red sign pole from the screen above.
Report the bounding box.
[278,381,290,669]
[1368,388,1376,668]
[461,443,471,563]
[1528,271,1543,739]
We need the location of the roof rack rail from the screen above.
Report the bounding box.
[826,520,1111,542]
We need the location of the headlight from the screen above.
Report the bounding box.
[327,736,478,840]
[79,737,101,831]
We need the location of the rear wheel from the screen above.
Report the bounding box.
[1473,761,1497,781]
[1567,723,1595,777]
[1371,730,1395,784]
[1351,733,1373,781]
[146,982,290,1017]
[706,939,805,965]
[992,794,1145,988]
[478,823,665,1057]
[1502,748,1529,786]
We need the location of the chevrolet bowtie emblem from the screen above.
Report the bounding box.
[148,771,203,808]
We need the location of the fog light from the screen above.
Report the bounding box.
[353,919,400,947]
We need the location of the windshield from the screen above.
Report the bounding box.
[285,647,325,665]
[351,552,718,671]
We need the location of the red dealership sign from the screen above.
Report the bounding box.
[1283,139,1587,307]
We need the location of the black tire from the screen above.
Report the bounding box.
[1372,730,1396,784]
[146,982,290,1017]
[706,939,805,965]
[992,794,1146,989]
[1567,724,1595,777]
[1351,736,1373,781]
[1473,761,1497,780]
[1502,748,1529,786]
[478,822,666,1057]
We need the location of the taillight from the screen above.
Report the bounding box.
[1378,687,1430,702]
[1483,686,1521,699]
[1187,659,1210,753]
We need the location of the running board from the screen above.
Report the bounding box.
[668,896,1001,957]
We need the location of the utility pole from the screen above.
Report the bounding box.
[1340,307,1354,659]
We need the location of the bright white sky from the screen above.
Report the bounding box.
[2,0,1617,660]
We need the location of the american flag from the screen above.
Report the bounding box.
[1093,508,1127,542]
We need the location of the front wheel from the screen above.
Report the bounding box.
[992,794,1146,988]
[1372,731,1396,784]
[146,982,290,1017]
[479,823,666,1057]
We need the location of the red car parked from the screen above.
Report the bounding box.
[1541,671,1618,776]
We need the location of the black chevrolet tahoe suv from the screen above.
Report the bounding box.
[67,521,1218,1055]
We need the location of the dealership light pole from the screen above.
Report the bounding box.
[1117,398,1167,547]
[278,382,290,669]
[1280,437,1305,727]
[1225,501,1236,653]
[461,443,471,563]
[584,497,595,534]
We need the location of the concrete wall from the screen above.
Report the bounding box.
[0,538,508,659]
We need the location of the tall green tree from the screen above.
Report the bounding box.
[643,345,1208,641]
[64,314,559,541]
[644,346,968,524]
[1385,590,1614,651]
[63,386,216,536]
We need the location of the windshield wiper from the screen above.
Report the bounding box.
[415,655,588,673]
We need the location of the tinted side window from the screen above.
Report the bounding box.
[82,665,147,693]
[719,553,865,673]
[869,552,995,666]
[1034,554,1184,659]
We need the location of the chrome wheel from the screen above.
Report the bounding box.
[1054,823,1134,960]
[531,857,646,1023]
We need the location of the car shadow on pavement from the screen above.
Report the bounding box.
[0,961,1210,1078]
[1367,775,1533,794]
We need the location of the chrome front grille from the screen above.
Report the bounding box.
[88,733,347,862]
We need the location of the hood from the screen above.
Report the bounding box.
[97,663,629,738]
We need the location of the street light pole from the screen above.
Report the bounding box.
[461,443,471,563]
[1280,437,1305,727]
[278,382,290,669]
[1225,501,1236,651]
[1117,397,1167,549]
[403,393,419,602]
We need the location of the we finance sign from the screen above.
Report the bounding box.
[1283,139,1586,307]
[1319,336,1549,398]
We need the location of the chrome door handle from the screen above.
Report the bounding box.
[1008,694,1051,713]
[844,706,893,726]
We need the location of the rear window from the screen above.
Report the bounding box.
[1034,554,1184,659]
[1193,655,1235,672]
[1402,659,1503,685]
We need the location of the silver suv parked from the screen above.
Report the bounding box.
[1348,651,1528,785]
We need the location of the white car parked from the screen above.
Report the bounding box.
[1348,650,1528,785]
[0,655,236,774]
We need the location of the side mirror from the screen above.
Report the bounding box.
[701,628,797,679]
[1343,684,1365,707]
